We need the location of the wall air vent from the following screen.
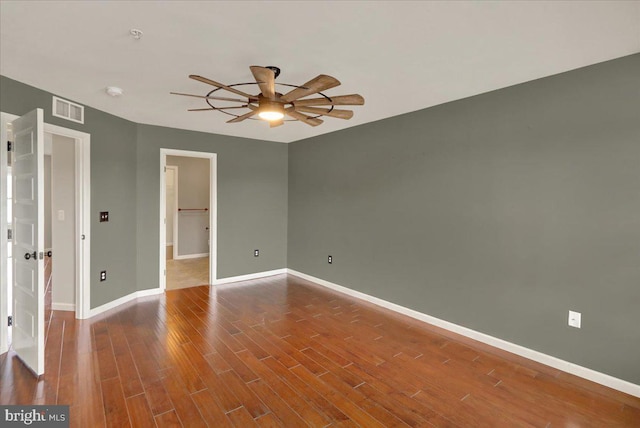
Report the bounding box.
[52,96,84,124]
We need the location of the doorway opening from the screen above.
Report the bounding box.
[0,111,91,360]
[44,133,77,313]
[159,149,216,291]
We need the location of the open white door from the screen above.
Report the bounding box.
[11,109,45,376]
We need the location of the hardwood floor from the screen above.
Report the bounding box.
[1,273,639,427]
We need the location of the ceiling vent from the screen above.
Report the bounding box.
[52,96,84,124]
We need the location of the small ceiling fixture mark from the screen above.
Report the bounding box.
[106,86,124,97]
[130,29,143,40]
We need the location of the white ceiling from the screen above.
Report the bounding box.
[1,1,639,143]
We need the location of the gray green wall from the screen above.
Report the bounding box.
[1,76,288,308]
[288,54,640,384]
[135,124,288,291]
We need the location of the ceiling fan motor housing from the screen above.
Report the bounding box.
[258,97,285,119]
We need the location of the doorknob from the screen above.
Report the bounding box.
[24,251,37,260]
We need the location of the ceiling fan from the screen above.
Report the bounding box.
[171,66,365,128]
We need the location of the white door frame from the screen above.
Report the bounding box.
[165,165,179,259]
[0,113,10,354]
[159,149,216,291]
[1,111,91,354]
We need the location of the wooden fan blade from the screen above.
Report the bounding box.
[170,92,252,103]
[295,106,353,119]
[270,119,284,128]
[189,75,256,99]
[227,110,258,123]
[285,108,323,127]
[250,66,275,99]
[280,75,341,103]
[188,106,248,111]
[293,94,365,107]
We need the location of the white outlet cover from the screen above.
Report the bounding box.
[568,310,582,328]
[57,209,65,221]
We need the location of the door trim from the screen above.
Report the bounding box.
[0,112,91,355]
[0,114,10,354]
[159,149,217,291]
[165,165,178,259]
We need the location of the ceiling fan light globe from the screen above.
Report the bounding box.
[258,111,285,121]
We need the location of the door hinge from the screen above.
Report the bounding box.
[164,269,166,276]
[7,316,13,327]
[7,228,11,240]
[7,141,12,152]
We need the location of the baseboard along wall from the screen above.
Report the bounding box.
[213,268,288,286]
[173,252,209,260]
[87,288,163,319]
[51,302,75,312]
[286,269,640,399]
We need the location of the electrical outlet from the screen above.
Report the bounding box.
[100,211,109,222]
[328,255,332,264]
[568,310,581,328]
[254,249,259,257]
[100,270,107,282]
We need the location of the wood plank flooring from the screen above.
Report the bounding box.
[1,273,639,427]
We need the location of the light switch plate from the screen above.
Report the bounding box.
[568,310,581,328]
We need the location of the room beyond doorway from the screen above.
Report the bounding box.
[45,132,77,312]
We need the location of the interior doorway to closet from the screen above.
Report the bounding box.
[159,149,216,291]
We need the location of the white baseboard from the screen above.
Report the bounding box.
[52,302,75,312]
[174,252,208,260]
[88,288,163,318]
[87,270,286,317]
[136,288,165,298]
[214,268,287,286]
[286,269,640,398]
